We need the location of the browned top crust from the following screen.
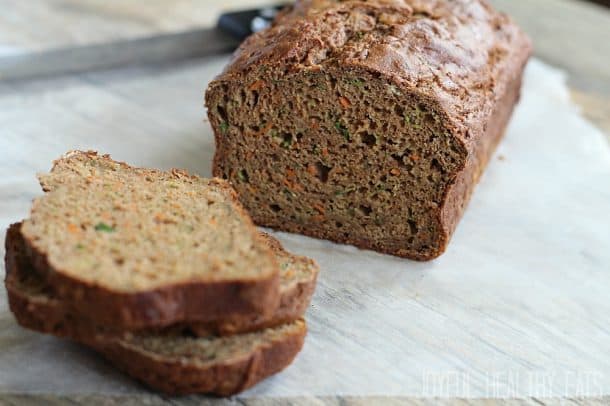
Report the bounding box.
[213,0,532,154]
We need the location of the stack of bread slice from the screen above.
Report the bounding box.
[4,151,318,396]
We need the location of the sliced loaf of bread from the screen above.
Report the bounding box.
[19,151,281,329]
[5,222,307,396]
[206,0,531,260]
[6,222,318,337]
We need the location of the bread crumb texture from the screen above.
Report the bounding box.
[21,151,277,291]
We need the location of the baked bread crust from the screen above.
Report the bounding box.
[206,0,532,260]
[89,321,306,396]
[5,223,307,396]
[6,223,318,337]
[20,151,281,329]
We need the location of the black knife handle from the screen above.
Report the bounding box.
[217,4,288,41]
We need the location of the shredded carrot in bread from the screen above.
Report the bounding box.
[339,96,351,108]
[311,214,325,222]
[249,79,266,91]
[313,202,325,214]
[255,122,273,137]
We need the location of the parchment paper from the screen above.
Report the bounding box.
[0,58,609,398]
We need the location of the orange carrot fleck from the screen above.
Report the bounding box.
[410,154,420,162]
[67,223,79,233]
[322,147,329,157]
[313,202,326,214]
[390,168,401,176]
[255,122,273,137]
[249,79,265,91]
[306,164,317,175]
[285,168,296,179]
[339,96,351,108]
[310,119,320,130]
[312,214,325,222]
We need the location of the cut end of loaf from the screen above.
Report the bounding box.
[207,67,467,260]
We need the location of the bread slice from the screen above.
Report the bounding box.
[6,222,318,337]
[190,232,319,335]
[19,151,281,329]
[5,223,307,396]
[91,321,305,396]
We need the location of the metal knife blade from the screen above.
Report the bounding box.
[0,29,238,82]
[0,4,286,82]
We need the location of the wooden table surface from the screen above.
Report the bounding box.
[0,1,609,405]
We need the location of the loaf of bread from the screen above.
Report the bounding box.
[19,151,281,329]
[206,0,532,260]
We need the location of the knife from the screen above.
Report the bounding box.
[0,4,286,82]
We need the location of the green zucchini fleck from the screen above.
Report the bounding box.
[335,187,356,196]
[219,122,229,133]
[278,132,293,149]
[283,188,296,198]
[237,169,249,182]
[94,222,115,233]
[334,121,350,141]
[347,78,364,87]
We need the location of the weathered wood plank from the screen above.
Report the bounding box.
[490,0,610,94]
[1,1,610,404]
[1,394,610,405]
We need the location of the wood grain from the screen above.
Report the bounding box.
[0,0,278,52]
[0,1,609,405]
[1,394,610,405]
[488,0,610,139]
[490,0,610,94]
